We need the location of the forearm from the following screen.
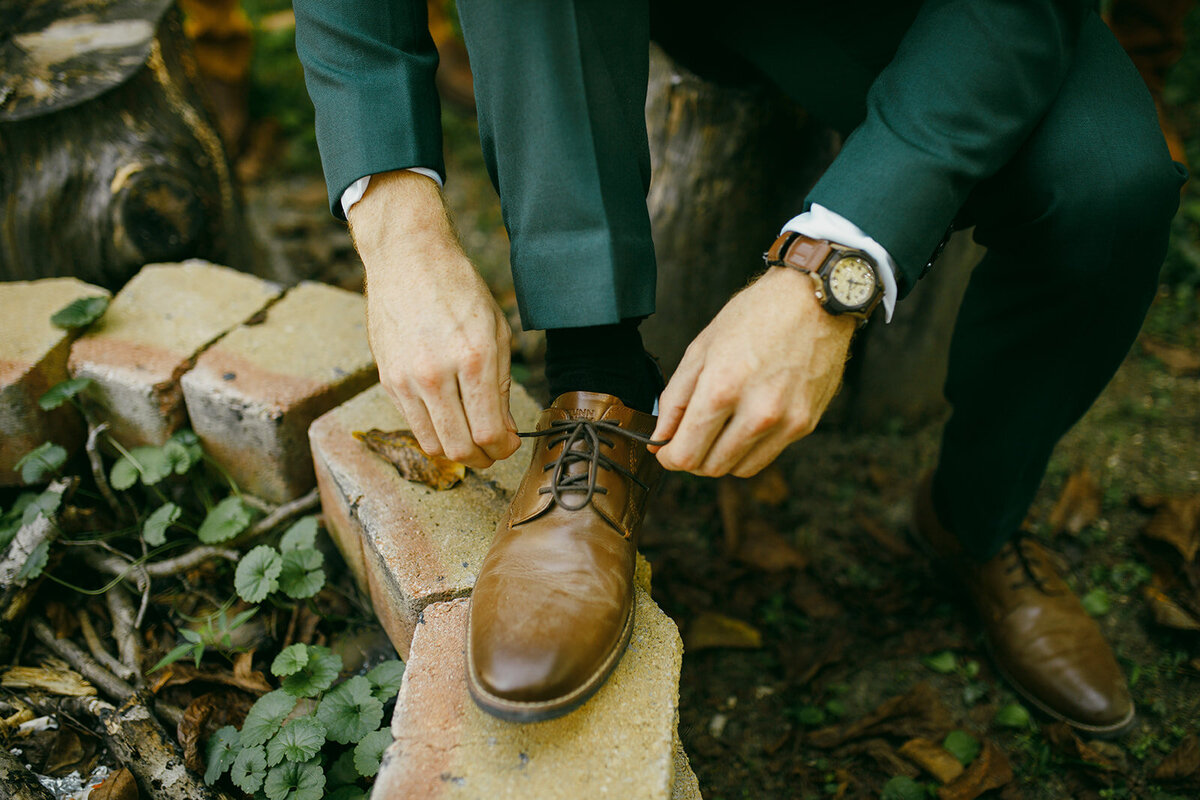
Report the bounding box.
[349,170,462,275]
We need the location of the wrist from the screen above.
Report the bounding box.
[764,266,857,339]
[349,170,462,269]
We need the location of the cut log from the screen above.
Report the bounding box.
[0,1,251,288]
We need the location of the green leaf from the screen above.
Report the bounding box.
[204,725,240,784]
[280,516,319,552]
[241,690,298,748]
[149,642,199,673]
[231,744,268,793]
[278,548,325,600]
[38,377,93,410]
[51,295,109,329]
[109,458,139,491]
[353,727,392,778]
[1081,588,1111,616]
[823,698,846,719]
[15,538,50,581]
[317,676,384,745]
[266,718,326,766]
[199,496,254,543]
[281,645,342,698]
[110,445,174,489]
[143,502,181,546]
[235,545,283,604]
[272,644,310,677]
[1,493,37,549]
[795,706,825,726]
[263,760,325,800]
[325,788,367,800]
[993,702,1032,729]
[942,730,980,766]
[327,749,359,788]
[166,429,203,474]
[921,650,958,674]
[14,442,67,484]
[21,488,62,527]
[880,775,926,800]
[366,660,406,703]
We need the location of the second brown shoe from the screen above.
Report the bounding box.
[913,474,1135,735]
[467,391,662,722]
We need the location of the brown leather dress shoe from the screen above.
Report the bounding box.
[467,391,662,722]
[913,475,1135,735]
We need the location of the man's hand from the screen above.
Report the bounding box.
[350,170,520,469]
[650,266,856,478]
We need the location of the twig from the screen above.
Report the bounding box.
[30,618,135,702]
[0,747,54,800]
[106,585,143,682]
[237,488,320,543]
[143,546,239,577]
[76,609,135,682]
[86,421,125,521]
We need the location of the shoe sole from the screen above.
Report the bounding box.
[465,592,637,723]
[906,521,1137,737]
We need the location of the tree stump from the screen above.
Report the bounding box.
[643,44,982,428]
[0,0,250,289]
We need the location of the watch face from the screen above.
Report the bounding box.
[827,256,877,308]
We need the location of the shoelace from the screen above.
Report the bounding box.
[518,419,667,511]
[1001,531,1062,595]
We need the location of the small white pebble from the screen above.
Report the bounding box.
[724,695,738,710]
[708,713,728,739]
[754,685,775,700]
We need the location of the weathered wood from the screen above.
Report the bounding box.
[643,44,980,427]
[0,480,69,662]
[0,747,55,800]
[0,1,250,288]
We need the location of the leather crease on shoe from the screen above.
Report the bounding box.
[1000,532,1065,596]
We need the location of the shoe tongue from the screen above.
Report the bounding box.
[550,391,626,421]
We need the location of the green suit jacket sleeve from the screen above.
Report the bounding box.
[293,0,444,219]
[807,0,1088,296]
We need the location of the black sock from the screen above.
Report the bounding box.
[544,318,663,414]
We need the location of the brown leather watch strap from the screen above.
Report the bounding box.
[765,231,833,273]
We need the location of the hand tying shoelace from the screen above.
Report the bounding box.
[518,419,668,512]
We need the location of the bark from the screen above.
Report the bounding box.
[0,3,251,288]
[0,747,55,800]
[0,480,69,662]
[643,44,981,427]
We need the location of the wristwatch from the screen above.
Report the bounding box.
[764,231,884,321]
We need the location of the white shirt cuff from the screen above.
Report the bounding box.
[780,203,898,322]
[340,168,444,218]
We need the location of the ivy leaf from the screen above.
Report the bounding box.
[263,760,325,800]
[204,725,240,784]
[14,442,67,484]
[142,502,181,547]
[281,645,342,698]
[109,457,139,491]
[880,775,926,800]
[16,539,51,581]
[51,295,109,329]
[280,516,318,552]
[317,676,384,745]
[366,660,406,703]
[266,718,326,766]
[110,445,174,488]
[1081,588,1111,616]
[38,377,93,410]
[353,727,392,778]
[921,650,958,674]
[942,730,980,766]
[235,545,283,604]
[278,548,325,599]
[199,496,253,543]
[165,429,203,474]
[327,749,359,788]
[241,690,298,748]
[21,487,62,527]
[993,702,1032,729]
[231,744,268,793]
[272,644,310,677]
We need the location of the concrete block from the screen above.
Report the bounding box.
[1,279,110,486]
[182,281,377,503]
[309,383,541,659]
[68,261,281,448]
[372,593,689,800]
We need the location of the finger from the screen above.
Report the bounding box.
[655,378,736,473]
[694,413,775,478]
[394,384,443,457]
[459,356,520,462]
[497,324,519,435]
[424,378,494,469]
[728,430,794,478]
[650,349,704,447]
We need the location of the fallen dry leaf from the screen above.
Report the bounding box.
[1142,495,1200,562]
[734,519,807,572]
[353,429,466,490]
[1,666,96,696]
[45,602,78,640]
[158,659,272,694]
[856,514,914,559]
[1044,722,1119,772]
[808,682,953,748]
[178,691,256,775]
[938,740,1012,800]
[748,465,789,506]
[899,737,965,783]
[1154,734,1200,783]
[1047,468,1102,536]
[1142,337,1200,376]
[685,612,762,651]
[90,768,138,800]
[43,728,92,776]
[1144,586,1200,632]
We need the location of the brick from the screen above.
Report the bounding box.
[1,279,110,486]
[309,383,542,658]
[182,281,377,503]
[67,261,281,448]
[372,593,690,800]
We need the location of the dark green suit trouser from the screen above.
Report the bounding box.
[296,0,1185,557]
